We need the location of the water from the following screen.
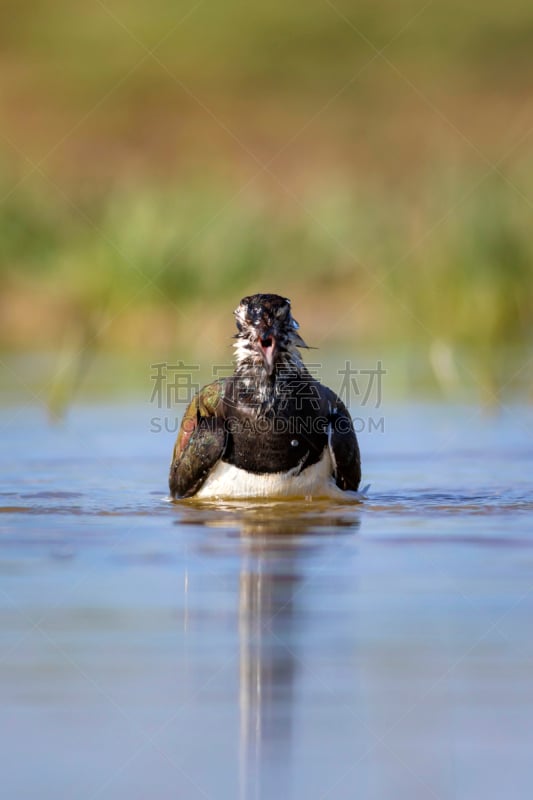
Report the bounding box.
[1,401,533,799]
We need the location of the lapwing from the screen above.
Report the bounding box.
[169,293,361,499]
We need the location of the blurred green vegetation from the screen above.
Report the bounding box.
[1,170,531,399]
[0,0,532,403]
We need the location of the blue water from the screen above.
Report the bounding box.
[1,402,532,799]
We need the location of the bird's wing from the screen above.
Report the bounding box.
[324,388,361,492]
[169,379,227,498]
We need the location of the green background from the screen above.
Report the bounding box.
[1,0,532,407]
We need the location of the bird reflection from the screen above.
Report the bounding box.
[177,500,360,799]
[238,537,299,800]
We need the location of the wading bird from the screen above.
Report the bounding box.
[169,294,361,499]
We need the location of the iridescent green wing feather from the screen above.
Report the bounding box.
[169,379,227,498]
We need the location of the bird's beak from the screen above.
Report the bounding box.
[256,330,278,375]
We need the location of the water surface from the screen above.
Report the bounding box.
[1,402,532,799]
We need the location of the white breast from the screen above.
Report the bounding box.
[195,449,346,500]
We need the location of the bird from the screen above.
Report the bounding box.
[169,293,361,500]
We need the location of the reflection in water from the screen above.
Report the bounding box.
[183,502,361,800]
[238,540,299,800]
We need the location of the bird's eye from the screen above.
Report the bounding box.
[276,305,289,319]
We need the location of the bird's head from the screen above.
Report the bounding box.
[233,293,309,375]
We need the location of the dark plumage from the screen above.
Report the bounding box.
[169,294,361,499]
